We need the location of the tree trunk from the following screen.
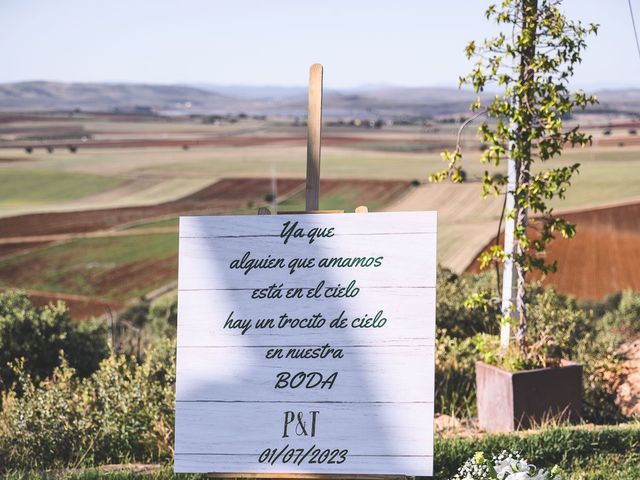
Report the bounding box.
[501,0,538,352]
[513,0,538,352]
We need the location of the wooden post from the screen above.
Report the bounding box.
[306,63,323,211]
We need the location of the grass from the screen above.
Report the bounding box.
[434,423,640,479]
[568,452,640,479]
[0,169,125,209]
[0,233,178,301]
[3,425,639,479]
[547,148,640,210]
[277,183,404,212]
[4,144,639,212]
[123,218,180,230]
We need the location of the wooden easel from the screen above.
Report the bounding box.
[208,65,402,480]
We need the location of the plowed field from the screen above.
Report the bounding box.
[466,202,640,299]
[0,178,303,238]
[0,177,410,318]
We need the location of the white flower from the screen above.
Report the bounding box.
[452,451,562,480]
[504,473,530,480]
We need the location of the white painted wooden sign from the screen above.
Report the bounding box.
[174,211,437,476]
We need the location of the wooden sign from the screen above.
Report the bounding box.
[174,211,437,476]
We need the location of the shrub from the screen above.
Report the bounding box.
[436,334,478,416]
[435,282,628,423]
[264,192,275,203]
[523,288,592,367]
[0,340,175,471]
[577,291,622,319]
[112,295,177,359]
[148,294,178,339]
[601,290,640,335]
[436,268,500,339]
[0,291,108,391]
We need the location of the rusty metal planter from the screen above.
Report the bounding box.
[475,360,582,432]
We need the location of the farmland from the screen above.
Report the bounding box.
[467,201,640,299]
[1,112,640,316]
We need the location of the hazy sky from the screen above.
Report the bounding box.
[1,0,639,89]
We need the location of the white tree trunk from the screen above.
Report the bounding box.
[500,155,517,350]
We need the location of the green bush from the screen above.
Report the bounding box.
[148,294,178,339]
[474,287,597,371]
[0,340,175,471]
[577,338,628,424]
[435,280,628,423]
[436,268,500,338]
[601,290,640,335]
[435,334,478,417]
[112,294,177,359]
[0,291,108,391]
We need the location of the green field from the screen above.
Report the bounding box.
[0,168,125,209]
[0,180,408,303]
[277,182,408,212]
[2,143,640,291]
[1,116,640,306]
[2,143,640,218]
[0,233,178,301]
[124,217,180,230]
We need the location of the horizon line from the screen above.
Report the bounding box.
[1,79,639,92]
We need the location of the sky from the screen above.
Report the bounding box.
[1,0,639,90]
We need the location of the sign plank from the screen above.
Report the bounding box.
[175,212,437,476]
[177,288,436,346]
[176,346,434,403]
[178,234,437,290]
[176,403,434,475]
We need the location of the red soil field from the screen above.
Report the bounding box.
[288,178,410,208]
[466,202,640,299]
[0,178,304,238]
[0,178,410,239]
[1,178,410,319]
[0,288,126,320]
[0,135,362,149]
[0,241,51,259]
[599,137,640,147]
[30,293,125,320]
[0,134,444,151]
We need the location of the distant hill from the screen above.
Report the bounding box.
[0,81,232,113]
[0,81,489,118]
[1,81,638,118]
[589,89,640,113]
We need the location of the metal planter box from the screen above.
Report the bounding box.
[475,360,582,432]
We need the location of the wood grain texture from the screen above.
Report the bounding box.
[180,212,436,237]
[178,235,436,290]
[176,288,435,346]
[175,402,434,466]
[175,212,436,476]
[176,346,434,402]
[306,64,323,211]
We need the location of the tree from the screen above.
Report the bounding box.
[431,0,598,353]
